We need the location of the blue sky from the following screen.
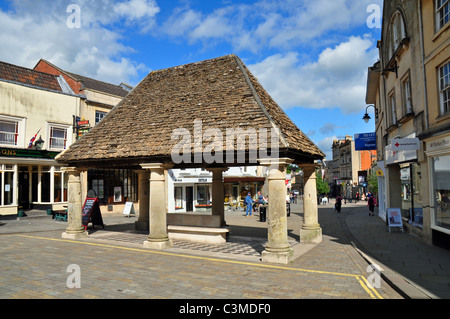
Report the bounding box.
[0,0,383,160]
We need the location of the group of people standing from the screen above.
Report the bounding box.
[334,192,377,216]
[244,191,267,217]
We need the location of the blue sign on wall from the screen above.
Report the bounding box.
[354,132,376,151]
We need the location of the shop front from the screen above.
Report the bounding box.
[385,141,423,230]
[168,169,213,213]
[0,147,67,216]
[425,133,450,246]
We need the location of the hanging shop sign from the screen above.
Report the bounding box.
[391,138,420,151]
[354,132,376,151]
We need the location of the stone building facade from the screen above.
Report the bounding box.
[365,0,450,247]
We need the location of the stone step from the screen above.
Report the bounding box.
[17,210,52,220]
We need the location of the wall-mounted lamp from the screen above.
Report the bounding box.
[363,105,376,123]
[34,136,44,150]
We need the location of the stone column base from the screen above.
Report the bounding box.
[261,248,294,264]
[62,231,89,240]
[135,221,149,231]
[143,239,173,250]
[299,227,322,244]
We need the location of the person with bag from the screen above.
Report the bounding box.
[335,194,342,213]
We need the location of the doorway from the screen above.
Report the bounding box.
[18,170,30,210]
[186,186,193,212]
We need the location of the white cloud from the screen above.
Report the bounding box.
[161,0,381,52]
[114,0,160,21]
[0,0,156,85]
[317,135,338,161]
[248,36,378,113]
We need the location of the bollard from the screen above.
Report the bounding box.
[259,206,267,222]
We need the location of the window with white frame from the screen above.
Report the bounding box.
[95,111,107,125]
[389,91,397,126]
[49,124,69,150]
[389,11,406,58]
[0,120,19,146]
[402,74,413,115]
[436,0,449,32]
[0,164,16,206]
[439,60,450,115]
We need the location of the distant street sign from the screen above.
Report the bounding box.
[355,132,376,151]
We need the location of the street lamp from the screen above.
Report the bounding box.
[363,105,376,123]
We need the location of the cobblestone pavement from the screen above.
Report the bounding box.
[0,202,405,302]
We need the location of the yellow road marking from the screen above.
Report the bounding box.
[13,234,383,299]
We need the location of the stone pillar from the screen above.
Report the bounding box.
[206,167,228,226]
[135,170,150,231]
[259,158,293,264]
[141,163,172,250]
[62,167,88,239]
[300,164,322,244]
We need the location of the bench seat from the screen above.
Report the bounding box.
[168,225,230,244]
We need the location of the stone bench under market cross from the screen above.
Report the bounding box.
[167,225,230,244]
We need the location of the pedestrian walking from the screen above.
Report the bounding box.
[335,194,342,213]
[245,192,254,217]
[368,194,375,216]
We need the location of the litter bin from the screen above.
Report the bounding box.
[287,202,290,217]
[259,206,267,222]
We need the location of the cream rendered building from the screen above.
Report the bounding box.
[366,0,450,247]
[34,59,135,213]
[0,61,81,215]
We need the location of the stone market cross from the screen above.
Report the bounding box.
[56,54,325,264]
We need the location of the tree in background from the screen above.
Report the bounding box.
[316,169,330,196]
[368,163,378,195]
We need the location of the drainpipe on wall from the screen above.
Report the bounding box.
[419,0,429,132]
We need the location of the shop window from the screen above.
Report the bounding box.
[88,169,138,205]
[432,155,450,230]
[439,60,450,116]
[400,163,423,226]
[53,169,68,203]
[196,184,210,206]
[2,171,14,206]
[0,164,16,206]
[174,187,183,209]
